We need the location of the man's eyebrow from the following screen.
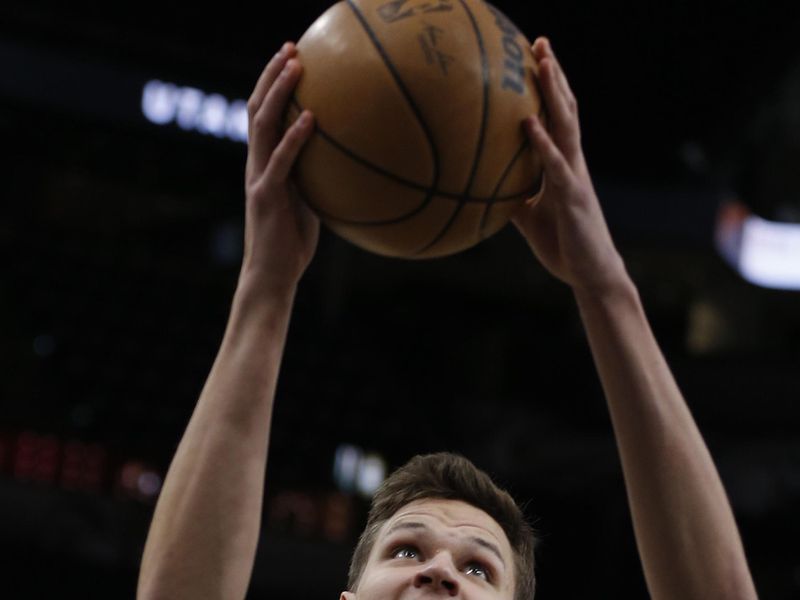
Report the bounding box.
[470,536,506,568]
[384,521,506,568]
[385,521,429,535]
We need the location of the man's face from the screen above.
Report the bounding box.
[341,498,515,599]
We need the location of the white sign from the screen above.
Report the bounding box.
[142,79,248,143]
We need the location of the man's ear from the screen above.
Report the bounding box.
[340,592,355,600]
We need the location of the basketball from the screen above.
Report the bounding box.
[287,0,544,259]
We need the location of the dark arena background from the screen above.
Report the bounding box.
[2,1,800,598]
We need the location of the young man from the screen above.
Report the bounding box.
[342,452,536,598]
[136,38,759,599]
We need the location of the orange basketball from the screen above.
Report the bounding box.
[288,0,543,259]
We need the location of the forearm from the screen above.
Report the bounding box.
[574,278,757,600]
[137,281,295,600]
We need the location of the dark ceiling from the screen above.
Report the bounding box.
[1,1,799,599]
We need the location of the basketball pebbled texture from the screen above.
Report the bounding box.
[288,0,543,259]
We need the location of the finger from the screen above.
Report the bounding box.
[246,43,297,168]
[261,110,315,184]
[511,178,562,265]
[531,37,548,62]
[536,57,581,162]
[249,58,304,176]
[524,115,572,189]
[247,42,296,126]
[530,39,580,153]
[533,38,576,105]
[512,201,560,265]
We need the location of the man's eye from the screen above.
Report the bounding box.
[392,546,419,559]
[465,562,490,581]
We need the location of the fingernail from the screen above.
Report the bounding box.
[282,59,296,75]
[299,111,312,126]
[279,41,291,56]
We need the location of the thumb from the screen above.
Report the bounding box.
[524,115,573,191]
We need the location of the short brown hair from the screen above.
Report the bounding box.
[347,452,536,599]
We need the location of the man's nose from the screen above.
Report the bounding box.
[413,553,460,596]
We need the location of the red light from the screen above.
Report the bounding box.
[268,491,319,537]
[13,431,60,484]
[61,440,107,492]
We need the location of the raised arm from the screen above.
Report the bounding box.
[137,42,317,600]
[514,38,758,600]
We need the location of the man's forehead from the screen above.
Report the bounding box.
[363,498,517,597]
[380,498,510,549]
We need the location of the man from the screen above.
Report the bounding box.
[342,452,536,598]
[136,38,759,599]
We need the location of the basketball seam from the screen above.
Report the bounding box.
[291,98,434,226]
[291,96,529,204]
[344,0,441,227]
[415,0,491,255]
[479,87,548,235]
[479,138,541,236]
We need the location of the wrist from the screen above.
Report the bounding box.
[235,268,298,308]
[572,268,639,314]
[227,272,296,334]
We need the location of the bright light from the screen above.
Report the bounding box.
[120,460,163,501]
[355,453,386,498]
[333,444,387,498]
[225,100,249,141]
[142,80,248,143]
[739,217,800,289]
[716,201,800,290]
[175,86,204,131]
[137,471,163,498]
[141,80,178,124]
[195,93,228,137]
[333,444,361,493]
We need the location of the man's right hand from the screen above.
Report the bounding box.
[242,42,319,300]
